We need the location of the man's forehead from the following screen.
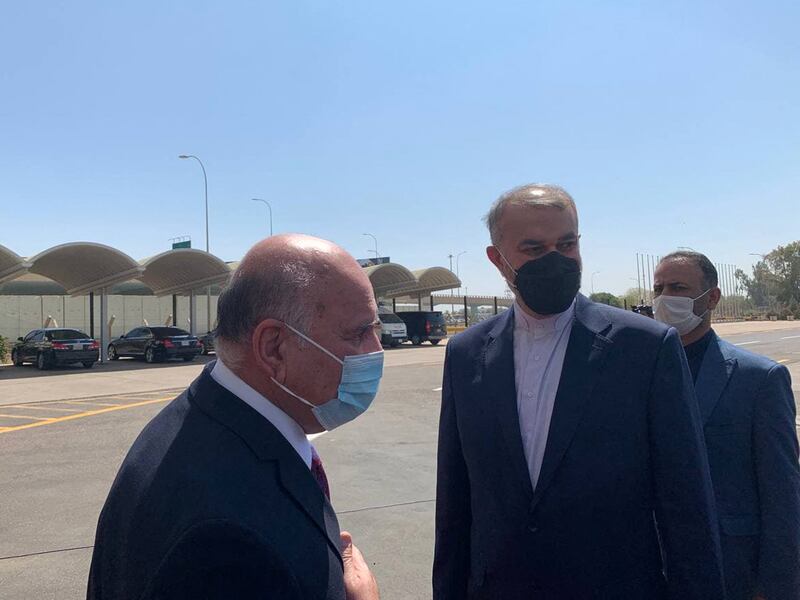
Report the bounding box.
[501,204,578,237]
[656,259,704,283]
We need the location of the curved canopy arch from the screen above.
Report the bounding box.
[28,242,143,296]
[139,249,232,296]
[0,244,31,284]
[411,267,461,295]
[363,263,417,297]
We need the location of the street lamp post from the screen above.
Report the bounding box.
[252,198,273,236]
[363,233,379,259]
[179,154,211,333]
[591,271,600,295]
[456,251,466,295]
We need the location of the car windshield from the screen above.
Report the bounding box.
[150,327,190,338]
[379,313,404,324]
[47,329,90,341]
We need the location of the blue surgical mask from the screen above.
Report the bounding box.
[271,323,384,430]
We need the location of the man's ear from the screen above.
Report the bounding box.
[707,286,722,311]
[487,245,505,272]
[250,319,287,381]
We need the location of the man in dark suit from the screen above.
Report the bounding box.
[88,234,381,600]
[654,251,800,600]
[433,184,725,600]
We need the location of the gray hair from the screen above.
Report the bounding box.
[483,183,578,245]
[658,250,719,289]
[214,257,326,367]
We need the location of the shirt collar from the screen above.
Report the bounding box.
[514,298,576,339]
[210,359,313,468]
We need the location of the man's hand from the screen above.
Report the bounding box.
[341,531,380,600]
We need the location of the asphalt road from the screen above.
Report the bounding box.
[1,325,798,600]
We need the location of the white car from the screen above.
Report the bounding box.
[378,312,407,347]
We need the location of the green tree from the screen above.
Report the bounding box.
[590,292,622,308]
[619,287,646,309]
[737,241,800,309]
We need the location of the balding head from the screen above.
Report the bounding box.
[214,234,382,433]
[216,234,370,364]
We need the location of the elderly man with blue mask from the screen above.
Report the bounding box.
[88,234,382,600]
[654,250,800,600]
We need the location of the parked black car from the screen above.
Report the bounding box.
[12,328,99,370]
[198,331,216,355]
[108,327,201,363]
[396,311,448,345]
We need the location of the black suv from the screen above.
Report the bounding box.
[12,328,99,370]
[396,311,448,345]
[108,327,201,363]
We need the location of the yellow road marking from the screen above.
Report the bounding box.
[61,400,123,407]
[3,404,84,413]
[0,398,170,435]
[0,413,52,421]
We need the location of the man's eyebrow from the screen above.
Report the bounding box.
[350,319,381,335]
[518,232,578,247]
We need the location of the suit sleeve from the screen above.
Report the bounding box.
[432,343,471,600]
[754,364,800,599]
[144,520,304,600]
[648,327,726,600]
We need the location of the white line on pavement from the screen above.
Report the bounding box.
[734,341,761,346]
[781,335,800,340]
[432,387,442,392]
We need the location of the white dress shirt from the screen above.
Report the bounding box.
[512,299,575,490]
[210,359,313,469]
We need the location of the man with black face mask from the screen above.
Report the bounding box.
[433,184,725,600]
[654,251,800,600]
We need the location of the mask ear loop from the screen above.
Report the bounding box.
[282,322,343,366]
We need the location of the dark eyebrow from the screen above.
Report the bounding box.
[558,232,579,242]
[348,319,381,337]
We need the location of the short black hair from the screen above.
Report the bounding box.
[659,250,718,289]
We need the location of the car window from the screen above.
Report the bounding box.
[33,331,45,342]
[428,313,446,325]
[24,330,39,342]
[48,329,89,341]
[378,313,404,324]
[150,327,189,338]
[126,328,141,337]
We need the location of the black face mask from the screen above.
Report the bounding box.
[503,251,581,315]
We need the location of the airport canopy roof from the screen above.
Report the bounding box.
[28,243,144,296]
[363,263,418,297]
[139,249,232,296]
[0,241,461,299]
[0,244,31,285]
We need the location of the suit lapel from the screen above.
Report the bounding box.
[695,333,737,425]
[531,296,611,510]
[483,308,534,501]
[190,364,343,565]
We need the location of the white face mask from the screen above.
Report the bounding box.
[652,289,711,335]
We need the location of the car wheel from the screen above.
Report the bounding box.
[430,339,441,345]
[108,345,119,361]
[145,347,156,364]
[36,352,50,370]
[390,341,399,348]
[83,361,95,369]
[411,335,422,346]
[12,349,23,366]
[182,355,196,362]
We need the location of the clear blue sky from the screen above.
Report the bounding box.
[2,1,798,296]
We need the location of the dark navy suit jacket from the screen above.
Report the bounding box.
[696,332,800,600]
[433,295,725,600]
[87,363,345,600]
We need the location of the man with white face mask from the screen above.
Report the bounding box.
[654,251,800,600]
[88,234,381,600]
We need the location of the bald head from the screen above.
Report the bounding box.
[215,234,373,366]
